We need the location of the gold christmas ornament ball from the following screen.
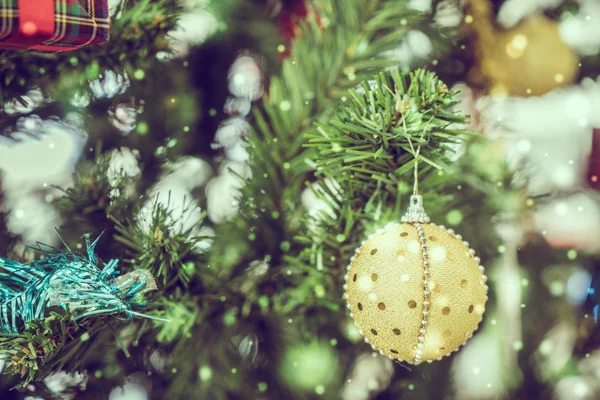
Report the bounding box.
[344,221,488,365]
[490,15,578,96]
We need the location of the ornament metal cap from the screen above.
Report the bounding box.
[401,195,430,224]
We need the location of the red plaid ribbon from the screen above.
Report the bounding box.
[0,0,109,52]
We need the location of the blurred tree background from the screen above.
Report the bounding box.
[1,0,599,399]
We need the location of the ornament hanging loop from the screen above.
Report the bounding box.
[401,195,430,223]
[403,135,429,223]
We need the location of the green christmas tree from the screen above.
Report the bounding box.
[1,0,599,399]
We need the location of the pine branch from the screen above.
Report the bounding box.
[226,2,459,329]
[203,0,461,340]
[296,67,521,343]
[307,68,464,206]
[0,313,147,389]
[111,198,208,290]
[298,68,507,271]
[185,2,463,397]
[0,312,86,387]
[241,0,447,264]
[53,155,138,262]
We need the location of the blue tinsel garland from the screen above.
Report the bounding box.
[0,235,159,334]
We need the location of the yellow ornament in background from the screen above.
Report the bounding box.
[344,196,488,364]
[489,15,578,96]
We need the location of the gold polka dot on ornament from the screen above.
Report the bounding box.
[345,221,488,365]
